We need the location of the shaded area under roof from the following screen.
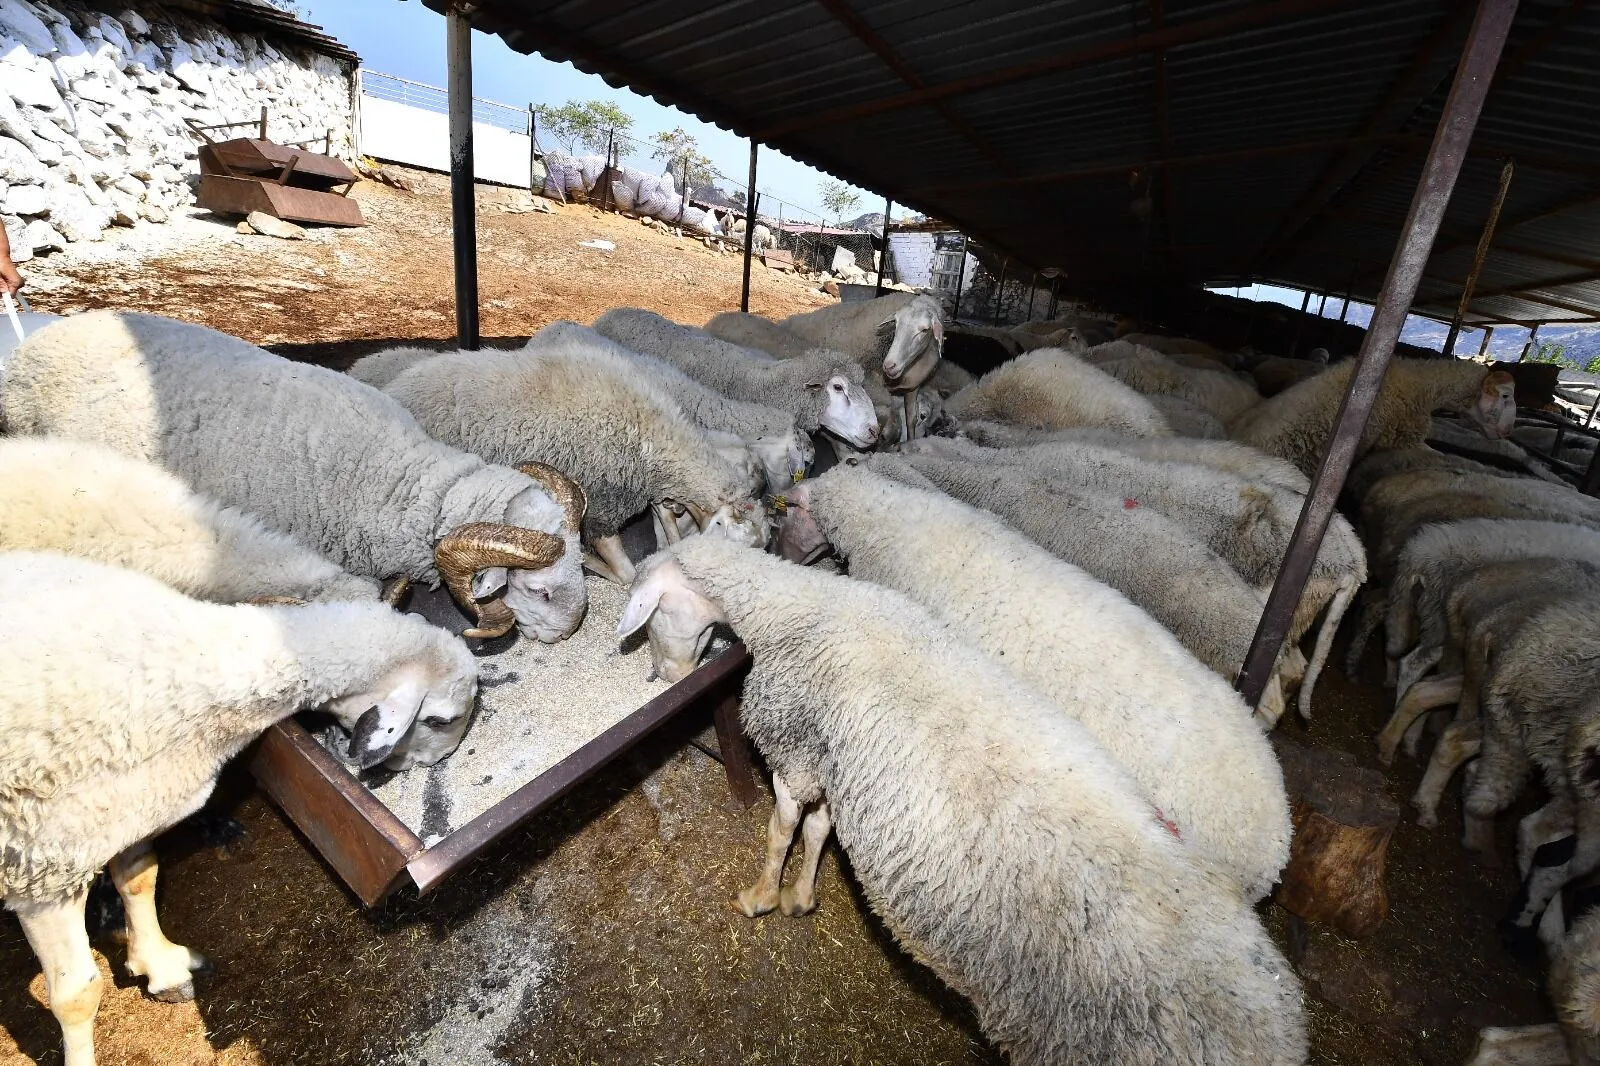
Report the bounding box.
[422,0,1600,325]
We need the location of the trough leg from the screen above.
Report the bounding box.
[712,690,759,808]
[108,841,206,1002]
[591,535,635,585]
[737,774,801,918]
[15,889,101,1066]
[781,801,832,917]
[1413,719,1481,828]
[1377,673,1463,765]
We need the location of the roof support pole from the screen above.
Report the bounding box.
[1289,288,1311,357]
[1444,157,1515,356]
[1478,325,1494,358]
[1520,322,1540,361]
[1026,270,1038,320]
[874,196,892,297]
[1234,0,1519,710]
[993,256,1008,326]
[446,5,479,350]
[1047,273,1060,320]
[740,140,758,313]
[951,236,970,319]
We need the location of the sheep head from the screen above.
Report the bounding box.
[322,641,479,771]
[617,553,729,683]
[882,294,946,386]
[435,522,568,640]
[805,362,879,448]
[1470,370,1516,440]
[773,479,831,565]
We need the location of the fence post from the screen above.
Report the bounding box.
[446,7,479,351]
[740,139,759,313]
[527,104,537,192]
[1234,0,1520,709]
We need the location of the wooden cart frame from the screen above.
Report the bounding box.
[250,644,757,906]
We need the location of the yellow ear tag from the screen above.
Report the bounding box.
[791,469,806,483]
[772,495,789,514]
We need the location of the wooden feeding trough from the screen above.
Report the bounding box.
[250,575,758,907]
[190,109,364,227]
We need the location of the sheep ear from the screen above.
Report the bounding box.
[617,574,665,639]
[472,567,509,600]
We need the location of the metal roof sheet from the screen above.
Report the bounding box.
[428,0,1600,323]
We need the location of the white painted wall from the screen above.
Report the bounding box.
[358,94,536,188]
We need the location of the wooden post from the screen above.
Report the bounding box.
[1235,0,1521,709]
[259,104,268,140]
[446,7,479,351]
[740,139,759,313]
[712,691,759,808]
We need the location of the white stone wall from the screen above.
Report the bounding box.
[0,0,354,260]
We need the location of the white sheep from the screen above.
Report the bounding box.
[1145,394,1228,438]
[943,347,1174,437]
[541,318,813,489]
[384,329,766,585]
[2,311,587,643]
[590,307,880,448]
[776,463,1291,902]
[871,452,1305,725]
[903,435,1365,717]
[345,345,437,390]
[724,215,773,251]
[955,421,1312,491]
[1086,342,1262,424]
[0,436,381,605]
[1228,360,1516,476]
[703,310,814,359]
[616,535,1306,1065]
[1,550,479,1066]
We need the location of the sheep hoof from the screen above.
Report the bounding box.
[735,888,777,919]
[150,979,196,1004]
[779,887,816,917]
[130,945,209,1001]
[1414,808,1439,830]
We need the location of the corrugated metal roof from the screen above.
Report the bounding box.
[427,0,1600,323]
[162,1,359,64]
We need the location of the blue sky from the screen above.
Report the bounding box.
[300,0,888,223]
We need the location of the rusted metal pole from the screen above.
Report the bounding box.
[446,6,479,350]
[875,197,893,297]
[951,236,970,319]
[1026,270,1039,319]
[1477,325,1494,358]
[739,140,759,313]
[1047,273,1060,319]
[993,256,1008,326]
[1444,157,1515,356]
[1520,322,1540,360]
[1235,0,1519,709]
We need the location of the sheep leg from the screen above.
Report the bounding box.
[900,391,917,442]
[1376,673,1464,766]
[1412,719,1481,828]
[592,535,636,585]
[582,552,624,585]
[1255,676,1288,729]
[14,889,102,1066]
[780,801,832,917]
[108,841,206,1002]
[653,502,682,547]
[737,775,802,918]
[1505,833,1577,939]
[1464,1024,1571,1066]
[1518,798,1577,878]
[1402,712,1434,759]
[1343,587,1387,680]
[1299,577,1359,720]
[1395,645,1443,707]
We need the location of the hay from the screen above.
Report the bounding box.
[359,576,681,841]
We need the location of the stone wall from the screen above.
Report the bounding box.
[0,0,354,260]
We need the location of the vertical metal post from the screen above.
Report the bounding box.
[1290,289,1312,357]
[1444,157,1516,356]
[527,104,538,192]
[875,197,892,297]
[1026,270,1038,320]
[1235,0,1519,708]
[1477,325,1494,359]
[446,7,479,350]
[951,236,970,320]
[993,256,1008,326]
[740,139,759,313]
[1520,322,1540,361]
[1047,274,1060,320]
[1317,292,1329,316]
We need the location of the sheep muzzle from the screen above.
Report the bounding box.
[516,461,588,531]
[436,523,565,639]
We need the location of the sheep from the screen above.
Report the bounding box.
[2,311,587,643]
[724,215,773,251]
[869,452,1305,725]
[0,436,382,605]
[1090,344,1262,424]
[1146,393,1228,438]
[1467,901,1600,1066]
[902,436,1365,717]
[954,421,1312,490]
[943,347,1174,437]
[1250,357,1328,398]
[1342,446,1521,516]
[384,329,765,585]
[703,310,814,360]
[539,319,812,490]
[1,550,480,1066]
[590,307,880,449]
[346,345,437,389]
[616,536,1306,1065]
[1228,359,1516,476]
[774,464,1291,901]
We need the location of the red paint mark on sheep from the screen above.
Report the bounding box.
[1123,497,1140,510]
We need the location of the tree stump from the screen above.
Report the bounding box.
[1273,737,1401,939]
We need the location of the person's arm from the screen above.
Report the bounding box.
[0,224,25,295]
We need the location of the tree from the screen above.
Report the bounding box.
[818,179,861,227]
[650,127,717,189]
[537,100,634,155]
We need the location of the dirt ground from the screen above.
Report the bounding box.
[0,167,1557,1065]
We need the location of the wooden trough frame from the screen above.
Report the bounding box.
[251,644,757,907]
[190,108,365,228]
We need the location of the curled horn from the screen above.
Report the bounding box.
[246,595,307,607]
[516,462,587,531]
[435,523,565,639]
[684,500,712,529]
[380,575,412,608]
